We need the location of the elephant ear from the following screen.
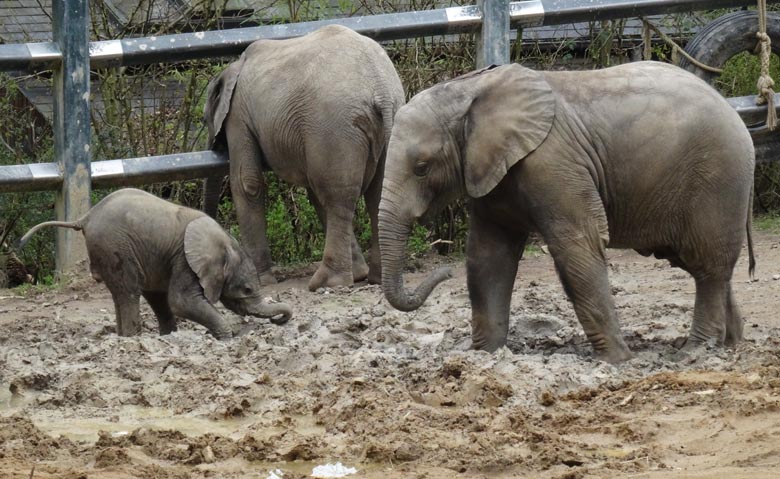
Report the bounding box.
[204,53,246,149]
[184,216,232,304]
[463,64,555,198]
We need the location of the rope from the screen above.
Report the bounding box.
[756,0,777,130]
[642,19,652,61]
[640,18,724,73]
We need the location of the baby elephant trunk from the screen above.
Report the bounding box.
[242,297,293,325]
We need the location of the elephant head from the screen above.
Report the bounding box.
[379,64,555,311]
[184,217,292,324]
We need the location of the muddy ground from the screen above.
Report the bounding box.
[1,232,780,479]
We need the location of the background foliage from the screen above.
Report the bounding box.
[0,1,777,284]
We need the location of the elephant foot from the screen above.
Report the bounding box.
[210,328,234,340]
[352,261,369,283]
[367,268,381,285]
[258,270,277,286]
[593,345,634,364]
[470,336,507,353]
[667,336,719,362]
[308,264,353,291]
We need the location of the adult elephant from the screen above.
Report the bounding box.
[204,25,405,291]
[378,62,755,364]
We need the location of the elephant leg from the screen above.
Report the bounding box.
[545,229,632,364]
[143,290,177,335]
[308,200,361,290]
[307,189,369,284]
[684,275,740,348]
[724,284,743,346]
[363,165,383,285]
[168,267,232,339]
[466,212,525,351]
[227,123,276,285]
[110,291,142,337]
[673,231,742,349]
[92,248,143,337]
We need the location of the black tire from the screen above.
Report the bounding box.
[679,10,780,84]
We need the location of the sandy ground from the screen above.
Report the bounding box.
[2,231,780,479]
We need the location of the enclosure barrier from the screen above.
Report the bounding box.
[0,0,778,273]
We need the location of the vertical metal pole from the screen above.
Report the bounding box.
[477,0,510,68]
[52,0,91,277]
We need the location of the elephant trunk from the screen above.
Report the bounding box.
[202,175,223,219]
[242,298,293,325]
[378,207,452,312]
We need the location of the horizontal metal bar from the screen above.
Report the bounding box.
[3,0,778,70]
[2,93,780,194]
[0,151,227,193]
[536,0,774,26]
[0,162,61,192]
[0,42,60,71]
[727,93,780,127]
[100,7,481,67]
[90,151,228,187]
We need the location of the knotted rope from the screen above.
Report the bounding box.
[756,0,777,130]
[640,17,724,73]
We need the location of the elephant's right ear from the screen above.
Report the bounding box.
[204,54,246,149]
[463,64,555,198]
[184,216,231,304]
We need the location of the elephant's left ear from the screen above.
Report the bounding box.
[464,64,555,198]
[204,53,246,149]
[184,216,231,304]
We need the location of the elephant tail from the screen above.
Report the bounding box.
[17,220,83,250]
[747,183,756,280]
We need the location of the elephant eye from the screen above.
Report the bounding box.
[413,161,430,177]
[243,286,253,295]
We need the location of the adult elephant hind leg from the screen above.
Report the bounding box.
[681,252,740,348]
[682,275,731,349]
[306,140,367,291]
[724,283,743,347]
[307,189,369,284]
[143,290,177,335]
[308,199,362,291]
[545,228,633,364]
[227,123,276,285]
[467,211,525,352]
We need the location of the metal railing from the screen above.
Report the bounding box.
[0,0,777,273]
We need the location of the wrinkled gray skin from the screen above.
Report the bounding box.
[204,25,405,291]
[379,62,756,364]
[19,188,292,339]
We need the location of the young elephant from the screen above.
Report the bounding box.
[19,188,292,338]
[203,24,405,291]
[378,62,755,364]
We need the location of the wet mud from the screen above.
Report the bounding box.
[1,232,780,478]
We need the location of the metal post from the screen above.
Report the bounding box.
[52,0,91,278]
[477,0,511,67]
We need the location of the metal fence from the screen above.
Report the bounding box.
[0,0,777,273]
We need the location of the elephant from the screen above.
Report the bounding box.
[18,188,292,339]
[203,24,405,291]
[377,61,756,364]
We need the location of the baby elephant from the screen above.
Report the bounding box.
[19,188,292,339]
